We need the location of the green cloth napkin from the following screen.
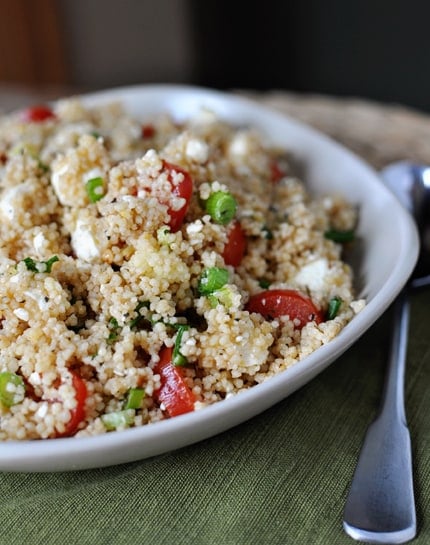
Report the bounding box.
[1,290,429,545]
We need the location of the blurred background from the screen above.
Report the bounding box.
[1,0,430,112]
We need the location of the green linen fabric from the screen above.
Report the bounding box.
[0,290,428,545]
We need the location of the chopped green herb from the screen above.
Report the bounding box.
[0,371,25,407]
[173,324,190,366]
[90,131,101,139]
[22,255,59,273]
[327,296,342,320]
[124,388,145,410]
[43,255,59,273]
[128,300,150,329]
[101,409,135,430]
[22,257,38,272]
[262,226,274,240]
[258,278,271,289]
[37,159,49,173]
[85,176,105,203]
[324,229,355,243]
[205,191,237,225]
[198,267,229,295]
[107,317,121,344]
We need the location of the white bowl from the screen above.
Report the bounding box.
[0,85,419,471]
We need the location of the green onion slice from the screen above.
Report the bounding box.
[22,255,59,273]
[324,229,355,243]
[198,267,229,295]
[205,191,237,225]
[0,372,25,407]
[124,388,145,410]
[85,176,105,203]
[327,296,342,320]
[173,325,190,366]
[101,409,135,431]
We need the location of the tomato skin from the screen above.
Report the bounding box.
[246,289,323,328]
[154,346,195,417]
[22,105,56,123]
[141,124,155,138]
[162,161,193,232]
[56,372,87,438]
[222,220,247,267]
[270,160,285,183]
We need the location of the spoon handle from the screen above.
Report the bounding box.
[343,289,416,544]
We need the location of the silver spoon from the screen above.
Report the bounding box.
[343,161,430,544]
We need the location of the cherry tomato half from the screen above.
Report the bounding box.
[22,105,56,123]
[162,161,193,232]
[222,220,247,267]
[154,346,195,417]
[56,372,87,438]
[246,289,323,329]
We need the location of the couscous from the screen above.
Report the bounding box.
[0,98,364,440]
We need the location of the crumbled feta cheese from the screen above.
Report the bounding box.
[51,162,70,205]
[295,258,330,291]
[185,138,209,163]
[350,299,366,314]
[186,220,203,235]
[82,167,103,184]
[0,184,32,221]
[24,289,50,311]
[71,219,100,261]
[33,232,48,254]
[229,132,252,157]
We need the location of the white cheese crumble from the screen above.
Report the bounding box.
[295,258,330,291]
[185,138,209,163]
[71,219,100,261]
[0,184,32,221]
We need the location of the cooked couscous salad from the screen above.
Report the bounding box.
[0,98,364,440]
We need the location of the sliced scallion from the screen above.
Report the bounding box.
[198,267,229,295]
[173,325,190,366]
[205,191,237,225]
[101,409,135,431]
[324,229,355,243]
[124,388,145,410]
[208,286,234,309]
[22,255,59,273]
[85,176,105,203]
[42,255,59,273]
[0,371,25,407]
[327,296,342,320]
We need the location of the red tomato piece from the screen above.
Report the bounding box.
[162,161,193,232]
[141,124,155,138]
[270,160,285,183]
[154,346,195,417]
[246,289,323,328]
[222,220,247,267]
[22,105,56,123]
[57,372,87,438]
